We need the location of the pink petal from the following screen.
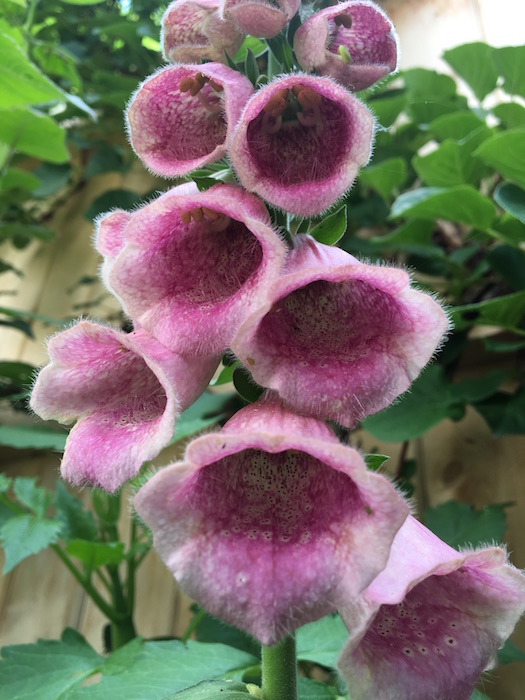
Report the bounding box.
[229,74,374,216]
[220,0,300,39]
[126,62,253,177]
[134,394,409,645]
[109,183,287,356]
[231,235,449,426]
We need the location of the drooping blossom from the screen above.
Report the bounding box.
[162,0,244,64]
[229,74,374,216]
[109,182,287,356]
[338,516,525,700]
[30,321,219,492]
[134,393,409,645]
[220,0,300,39]
[126,62,253,178]
[294,1,399,92]
[94,208,132,295]
[231,235,449,427]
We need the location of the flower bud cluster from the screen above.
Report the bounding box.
[30,2,525,698]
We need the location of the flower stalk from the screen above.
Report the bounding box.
[261,634,298,700]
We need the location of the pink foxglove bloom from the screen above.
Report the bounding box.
[231,235,449,427]
[338,516,525,700]
[109,182,287,356]
[294,1,399,92]
[229,74,374,216]
[126,62,253,178]
[220,0,299,39]
[134,394,409,645]
[162,0,244,64]
[30,321,219,492]
[94,208,132,293]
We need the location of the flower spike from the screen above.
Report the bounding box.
[220,0,300,39]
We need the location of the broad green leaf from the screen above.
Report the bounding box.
[450,291,525,335]
[54,481,98,542]
[171,391,231,444]
[60,0,105,4]
[0,628,104,700]
[475,128,525,189]
[363,365,460,442]
[1,514,62,572]
[364,454,390,471]
[494,183,525,224]
[210,363,237,387]
[13,477,52,517]
[66,539,125,568]
[32,44,82,91]
[451,370,507,403]
[360,157,407,201]
[0,34,64,107]
[497,639,525,665]
[167,680,250,699]
[309,206,347,245]
[492,46,525,98]
[474,388,525,436]
[84,145,125,178]
[0,167,40,191]
[487,245,525,290]
[412,141,469,187]
[233,36,267,62]
[0,222,54,243]
[84,189,144,220]
[298,677,340,699]
[443,42,498,100]
[430,111,487,141]
[0,423,67,450]
[244,48,259,87]
[402,68,457,99]
[233,366,264,404]
[193,608,261,658]
[470,690,491,699]
[0,360,34,385]
[491,216,525,247]
[483,337,525,353]
[366,89,407,127]
[424,500,508,549]
[391,186,496,228]
[370,219,437,255]
[67,640,257,699]
[32,163,70,198]
[0,108,68,162]
[0,474,12,493]
[100,637,144,676]
[492,102,525,129]
[296,615,348,669]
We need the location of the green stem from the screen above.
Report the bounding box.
[110,616,136,650]
[181,607,206,643]
[261,634,298,700]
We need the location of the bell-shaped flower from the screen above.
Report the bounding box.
[294,1,398,92]
[94,208,132,294]
[162,0,244,64]
[30,321,219,492]
[126,62,253,178]
[220,0,299,39]
[338,516,525,700]
[134,393,409,645]
[229,74,374,216]
[231,235,449,427]
[109,182,287,356]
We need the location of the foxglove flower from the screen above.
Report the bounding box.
[126,63,253,178]
[229,74,374,216]
[338,516,525,700]
[231,235,449,426]
[30,321,219,492]
[94,208,132,293]
[294,1,398,92]
[162,0,244,64]
[220,0,299,39]
[109,182,287,356]
[134,394,409,645]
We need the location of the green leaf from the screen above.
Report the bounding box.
[483,337,525,353]
[470,691,491,700]
[497,639,525,665]
[0,33,64,107]
[492,102,525,129]
[412,141,469,187]
[0,423,68,450]
[1,514,62,572]
[474,128,525,189]
[430,111,488,141]
[0,108,68,162]
[193,608,261,657]
[492,46,525,98]
[363,365,460,442]
[370,219,438,255]
[66,539,125,568]
[450,291,525,335]
[403,68,457,100]
[32,163,71,198]
[0,473,12,493]
[474,388,525,436]
[366,89,407,127]
[233,36,267,62]
[424,500,508,549]
[298,677,340,699]
[494,182,525,224]
[364,454,390,471]
[309,206,347,246]
[171,391,231,444]
[84,189,144,220]
[0,167,40,191]
[390,186,496,228]
[167,680,250,699]
[60,0,106,4]
[84,145,125,178]
[244,48,259,87]
[13,476,52,517]
[233,366,264,404]
[296,615,348,669]
[359,157,407,200]
[0,222,54,243]
[0,360,34,385]
[443,42,498,100]
[32,44,82,91]
[210,363,237,386]
[488,245,525,290]
[450,370,507,403]
[54,480,98,542]
[0,629,103,699]
[67,640,257,699]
